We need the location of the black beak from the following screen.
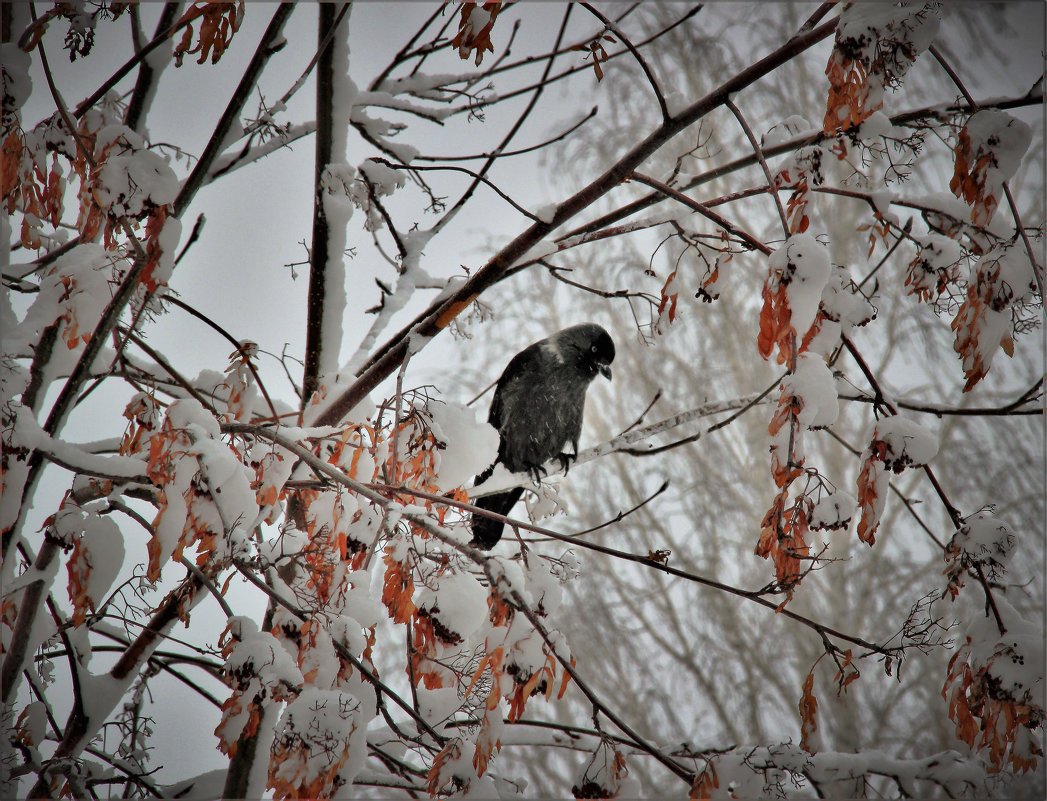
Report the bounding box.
[599,363,612,381]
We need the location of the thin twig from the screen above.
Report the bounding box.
[416,107,598,162]
[71,5,203,118]
[841,337,1007,634]
[172,213,206,266]
[430,4,577,237]
[580,2,670,121]
[621,390,663,434]
[544,261,657,306]
[119,327,217,413]
[368,3,446,90]
[522,479,670,543]
[383,159,544,222]
[839,392,1042,417]
[173,4,295,217]
[725,98,790,234]
[162,295,281,423]
[631,172,772,255]
[446,4,703,118]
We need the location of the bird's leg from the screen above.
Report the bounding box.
[557,452,576,475]
[558,439,579,475]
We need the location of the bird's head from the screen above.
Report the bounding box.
[557,323,615,381]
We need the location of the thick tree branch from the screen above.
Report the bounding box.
[301,2,349,407]
[124,2,181,133]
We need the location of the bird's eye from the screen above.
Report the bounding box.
[591,345,598,353]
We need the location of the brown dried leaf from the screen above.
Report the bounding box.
[799,670,819,754]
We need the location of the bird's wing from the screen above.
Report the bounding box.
[487,342,545,430]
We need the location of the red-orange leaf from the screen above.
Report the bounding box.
[452,2,502,66]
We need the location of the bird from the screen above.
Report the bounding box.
[470,323,615,549]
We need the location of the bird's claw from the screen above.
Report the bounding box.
[557,452,576,475]
[527,464,548,483]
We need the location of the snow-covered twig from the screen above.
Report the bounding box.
[207,121,315,180]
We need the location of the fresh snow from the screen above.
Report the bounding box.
[810,491,858,531]
[869,416,939,471]
[427,401,500,492]
[835,3,941,112]
[783,353,839,428]
[63,507,125,613]
[416,570,489,642]
[962,110,1033,207]
[770,233,832,338]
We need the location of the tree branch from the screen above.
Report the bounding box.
[313,17,839,427]
[579,2,670,121]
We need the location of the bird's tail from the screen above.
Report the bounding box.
[470,487,524,549]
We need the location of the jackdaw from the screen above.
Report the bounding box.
[470,323,615,549]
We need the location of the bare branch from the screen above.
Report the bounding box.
[579,3,670,121]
